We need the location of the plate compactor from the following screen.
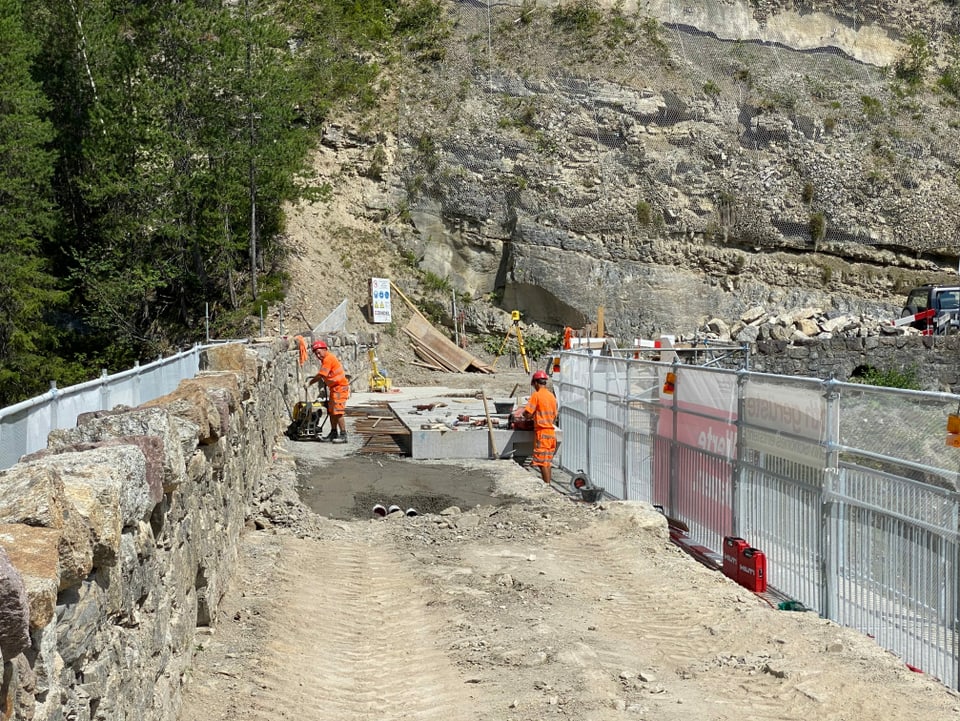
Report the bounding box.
[289,387,328,441]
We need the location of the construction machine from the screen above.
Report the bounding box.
[288,386,328,441]
[368,348,392,392]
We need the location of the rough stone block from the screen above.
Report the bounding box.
[0,543,31,657]
[0,525,58,633]
[49,407,191,494]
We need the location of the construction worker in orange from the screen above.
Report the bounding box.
[306,339,350,444]
[517,370,558,484]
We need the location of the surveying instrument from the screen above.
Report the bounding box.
[492,310,530,372]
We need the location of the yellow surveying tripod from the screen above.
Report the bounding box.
[492,310,530,372]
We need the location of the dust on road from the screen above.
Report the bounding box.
[178,419,960,721]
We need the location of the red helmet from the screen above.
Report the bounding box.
[311,339,328,351]
[532,370,548,382]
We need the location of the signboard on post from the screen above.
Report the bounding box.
[370,278,392,323]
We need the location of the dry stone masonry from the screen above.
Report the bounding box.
[0,340,299,721]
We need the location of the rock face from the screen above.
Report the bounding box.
[355,1,960,340]
[0,340,300,721]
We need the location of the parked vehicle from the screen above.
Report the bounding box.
[901,285,960,333]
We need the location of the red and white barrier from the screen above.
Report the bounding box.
[891,308,937,334]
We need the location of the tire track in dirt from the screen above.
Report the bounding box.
[540,525,846,720]
[189,533,476,721]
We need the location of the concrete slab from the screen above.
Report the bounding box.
[384,393,559,461]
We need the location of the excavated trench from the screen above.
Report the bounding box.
[296,454,518,520]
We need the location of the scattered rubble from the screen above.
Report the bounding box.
[699,305,926,345]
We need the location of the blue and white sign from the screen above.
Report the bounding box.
[370,277,392,324]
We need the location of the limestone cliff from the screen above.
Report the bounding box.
[340,0,960,339]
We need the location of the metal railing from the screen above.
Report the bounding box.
[0,345,210,470]
[556,349,960,689]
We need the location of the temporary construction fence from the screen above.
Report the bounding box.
[556,349,960,690]
[0,345,210,471]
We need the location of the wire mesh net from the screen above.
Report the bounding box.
[394,1,960,258]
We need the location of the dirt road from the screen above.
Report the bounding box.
[177,453,960,721]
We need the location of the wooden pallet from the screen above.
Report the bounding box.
[350,404,410,456]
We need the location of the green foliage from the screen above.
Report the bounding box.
[422,270,451,293]
[703,80,720,97]
[518,0,538,26]
[367,145,388,180]
[394,0,449,63]
[640,16,668,55]
[636,200,652,225]
[605,5,637,48]
[417,298,447,326]
[0,0,71,404]
[893,32,930,87]
[809,211,827,245]
[482,331,563,361]
[938,35,960,100]
[499,98,540,136]
[525,332,563,360]
[801,182,814,204]
[275,0,393,119]
[851,366,922,390]
[860,95,884,122]
[551,0,602,35]
[535,131,559,155]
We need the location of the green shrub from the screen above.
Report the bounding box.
[851,366,922,390]
[860,95,884,122]
[809,211,827,245]
[551,0,602,35]
[422,270,451,292]
[636,200,652,225]
[893,32,930,87]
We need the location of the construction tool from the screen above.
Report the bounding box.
[481,390,498,459]
[368,348,392,392]
[288,386,328,441]
[491,310,530,373]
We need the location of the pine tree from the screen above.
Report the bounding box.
[0,0,69,404]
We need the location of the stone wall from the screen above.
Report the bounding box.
[748,335,960,392]
[0,340,300,721]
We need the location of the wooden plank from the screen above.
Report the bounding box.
[404,314,492,373]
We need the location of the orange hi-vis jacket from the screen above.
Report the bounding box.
[523,385,558,430]
[315,352,349,389]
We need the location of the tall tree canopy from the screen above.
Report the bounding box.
[0,0,74,402]
[0,0,441,406]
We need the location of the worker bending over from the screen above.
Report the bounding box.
[306,339,350,443]
[516,370,558,484]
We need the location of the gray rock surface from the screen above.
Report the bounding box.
[367,1,960,340]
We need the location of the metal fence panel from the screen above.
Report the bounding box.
[826,465,960,687]
[0,346,204,470]
[557,348,960,689]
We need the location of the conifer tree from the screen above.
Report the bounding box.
[0,0,69,404]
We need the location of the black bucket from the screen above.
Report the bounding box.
[580,487,604,503]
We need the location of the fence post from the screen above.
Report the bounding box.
[821,378,841,619]
[586,353,595,483]
[132,361,142,407]
[668,357,680,519]
[621,357,632,500]
[731,368,748,537]
[99,369,109,411]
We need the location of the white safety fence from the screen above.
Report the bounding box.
[0,345,212,470]
[556,350,960,690]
